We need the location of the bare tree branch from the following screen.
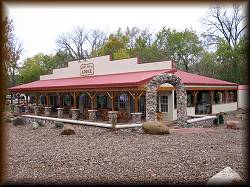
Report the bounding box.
[202,4,247,48]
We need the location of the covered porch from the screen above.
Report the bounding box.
[9,89,148,125]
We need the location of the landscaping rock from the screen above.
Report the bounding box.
[61,125,75,135]
[12,116,25,126]
[55,122,64,128]
[207,167,244,185]
[37,120,45,127]
[32,122,39,129]
[142,121,170,135]
[226,121,240,129]
[12,112,20,117]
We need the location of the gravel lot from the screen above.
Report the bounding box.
[3,112,248,185]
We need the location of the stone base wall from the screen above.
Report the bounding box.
[23,116,55,126]
[185,119,215,128]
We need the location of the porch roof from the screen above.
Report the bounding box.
[175,70,238,86]
[8,69,174,93]
[8,68,238,93]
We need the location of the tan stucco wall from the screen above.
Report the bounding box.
[40,55,172,80]
[238,89,248,109]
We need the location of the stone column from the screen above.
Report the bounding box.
[131,112,142,124]
[10,104,15,113]
[34,106,40,115]
[57,108,64,118]
[88,110,97,122]
[71,108,79,120]
[44,107,51,117]
[108,111,118,124]
[14,105,22,114]
[24,105,29,114]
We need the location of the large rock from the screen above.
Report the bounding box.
[207,167,244,185]
[61,125,75,135]
[55,121,64,128]
[32,121,39,129]
[142,121,170,135]
[226,121,240,130]
[12,116,25,126]
[37,120,45,127]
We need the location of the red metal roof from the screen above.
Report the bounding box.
[175,70,238,86]
[8,69,238,93]
[8,69,173,92]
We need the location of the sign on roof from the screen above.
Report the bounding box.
[80,63,94,76]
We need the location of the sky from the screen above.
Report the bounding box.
[4,2,247,62]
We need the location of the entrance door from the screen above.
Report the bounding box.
[158,95,168,113]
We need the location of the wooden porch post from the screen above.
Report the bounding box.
[209,90,214,114]
[70,92,78,109]
[35,93,39,106]
[17,93,20,105]
[46,94,50,107]
[128,93,130,113]
[10,93,13,105]
[86,91,97,110]
[224,90,228,103]
[191,90,198,107]
[25,94,29,106]
[128,91,144,113]
[107,91,116,111]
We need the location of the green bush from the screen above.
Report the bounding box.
[142,121,170,135]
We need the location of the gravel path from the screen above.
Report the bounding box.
[3,114,248,185]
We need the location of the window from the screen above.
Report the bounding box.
[40,95,46,105]
[187,92,192,107]
[227,91,236,103]
[159,95,168,112]
[97,95,107,108]
[118,93,127,108]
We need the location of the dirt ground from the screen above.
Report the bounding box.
[2,109,248,185]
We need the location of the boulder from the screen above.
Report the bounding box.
[12,112,20,117]
[142,121,170,135]
[4,116,12,123]
[37,120,45,127]
[207,167,244,185]
[61,125,75,135]
[32,121,39,129]
[55,121,64,128]
[226,121,240,129]
[12,116,25,126]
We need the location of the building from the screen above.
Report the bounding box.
[8,55,239,123]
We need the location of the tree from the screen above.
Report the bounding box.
[124,27,140,49]
[18,52,73,84]
[215,37,248,84]
[18,54,47,84]
[202,4,247,49]
[86,29,107,57]
[95,28,129,60]
[165,29,203,71]
[56,26,89,60]
[2,18,23,87]
[189,51,219,78]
